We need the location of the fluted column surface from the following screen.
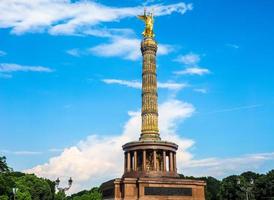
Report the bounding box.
[140,38,160,141]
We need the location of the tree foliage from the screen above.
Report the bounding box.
[253,170,274,200]
[55,191,66,200]
[0,195,8,200]
[219,175,247,200]
[204,176,221,200]
[0,157,55,200]
[15,174,53,200]
[0,156,11,173]
[0,172,54,200]
[218,171,274,200]
[67,187,102,200]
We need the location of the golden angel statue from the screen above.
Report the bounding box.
[137,9,155,38]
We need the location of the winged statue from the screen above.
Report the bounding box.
[137,9,155,38]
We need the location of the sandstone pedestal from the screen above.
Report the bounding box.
[101,177,205,200]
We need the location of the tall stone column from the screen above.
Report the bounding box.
[139,38,160,141]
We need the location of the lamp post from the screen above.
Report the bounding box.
[55,177,73,199]
[12,187,18,200]
[237,178,254,200]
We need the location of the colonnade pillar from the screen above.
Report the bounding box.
[124,153,127,172]
[134,151,137,171]
[174,153,177,172]
[143,150,146,171]
[127,152,131,172]
[163,150,166,171]
[169,152,174,172]
[153,150,157,171]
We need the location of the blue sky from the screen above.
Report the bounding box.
[1,0,274,191]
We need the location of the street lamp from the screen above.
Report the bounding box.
[55,177,73,197]
[237,178,254,200]
[12,187,18,200]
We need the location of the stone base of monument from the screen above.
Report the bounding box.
[100,177,205,200]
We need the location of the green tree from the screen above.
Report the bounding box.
[254,170,274,200]
[0,156,11,173]
[55,191,66,200]
[89,187,102,200]
[241,171,261,181]
[46,178,56,199]
[67,187,102,200]
[16,190,32,200]
[265,170,274,198]
[0,195,8,200]
[0,156,55,199]
[0,173,15,197]
[219,175,246,200]
[204,176,221,200]
[15,174,53,200]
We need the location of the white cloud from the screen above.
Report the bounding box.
[0,1,192,35]
[226,43,240,49]
[173,53,211,76]
[205,104,263,115]
[158,82,188,90]
[182,152,274,178]
[90,38,140,60]
[175,53,200,65]
[25,99,195,193]
[0,150,42,156]
[0,50,6,56]
[84,28,136,39]
[0,73,12,79]
[49,148,64,153]
[66,49,81,57]
[14,151,42,155]
[102,79,188,90]
[102,79,141,89]
[0,63,53,73]
[174,67,210,76]
[194,88,207,94]
[89,37,173,61]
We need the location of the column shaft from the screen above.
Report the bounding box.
[169,152,174,172]
[174,153,177,172]
[134,151,137,171]
[163,150,166,171]
[124,153,127,172]
[140,39,160,141]
[127,152,131,172]
[153,150,157,171]
[143,150,146,171]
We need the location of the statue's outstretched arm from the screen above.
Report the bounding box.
[137,15,146,21]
